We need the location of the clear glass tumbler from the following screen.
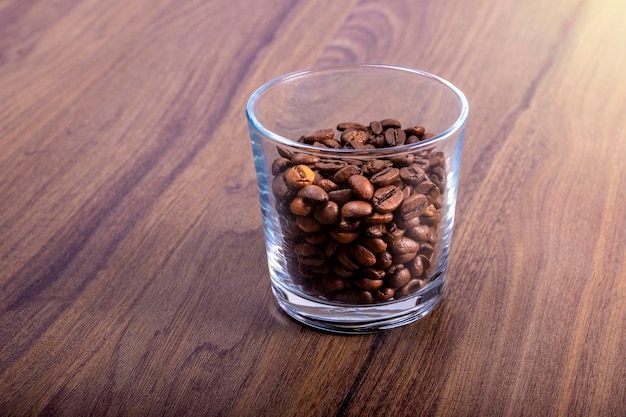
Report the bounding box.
[246,64,469,333]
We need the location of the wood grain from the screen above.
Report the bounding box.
[1,0,625,416]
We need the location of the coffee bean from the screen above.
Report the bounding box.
[328,189,352,205]
[333,165,361,183]
[373,287,395,301]
[322,275,349,292]
[384,128,406,146]
[296,216,322,233]
[400,165,427,184]
[314,200,340,225]
[366,224,386,238]
[271,157,291,175]
[372,185,404,213]
[337,122,367,131]
[341,201,373,218]
[389,236,420,255]
[316,178,339,192]
[341,129,370,145]
[285,165,315,189]
[315,160,348,173]
[361,159,392,175]
[386,267,411,288]
[330,229,359,243]
[348,175,374,200]
[290,196,314,216]
[298,184,329,203]
[380,118,401,128]
[404,126,425,138]
[369,120,384,135]
[352,244,377,267]
[294,243,325,267]
[300,128,335,144]
[291,153,320,165]
[354,277,384,290]
[272,174,294,200]
[363,211,394,224]
[375,251,393,269]
[395,279,424,298]
[359,237,387,253]
[370,167,400,187]
[399,194,429,221]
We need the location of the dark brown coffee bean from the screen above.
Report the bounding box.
[380,118,402,128]
[366,224,386,238]
[414,180,438,196]
[296,216,322,233]
[370,134,386,147]
[390,153,414,166]
[404,126,425,138]
[412,157,430,170]
[285,165,315,189]
[372,185,404,213]
[336,248,360,270]
[354,277,384,290]
[383,222,405,242]
[276,146,293,159]
[300,128,335,144]
[419,242,435,258]
[333,165,361,183]
[341,201,373,218]
[316,178,339,192]
[272,174,294,200]
[363,268,386,280]
[400,165,427,184]
[420,211,441,226]
[386,267,411,288]
[363,211,394,224]
[298,184,329,203]
[328,189,352,205]
[324,240,339,257]
[406,224,432,242]
[389,236,420,255]
[352,244,376,267]
[373,287,395,302]
[335,289,374,304]
[395,279,424,298]
[408,255,424,276]
[290,196,315,216]
[384,128,406,146]
[294,243,325,267]
[422,204,438,218]
[322,275,349,292]
[393,252,418,263]
[291,153,320,165]
[406,135,420,144]
[338,216,361,231]
[348,175,374,200]
[271,157,291,175]
[375,251,393,269]
[341,129,370,145]
[370,120,384,135]
[314,200,340,225]
[333,263,355,278]
[399,194,429,220]
[337,122,367,131]
[370,167,400,187]
[429,151,446,168]
[361,159,392,175]
[359,237,387,253]
[315,160,348,173]
[422,132,435,141]
[397,215,421,230]
[304,232,328,245]
[330,229,359,243]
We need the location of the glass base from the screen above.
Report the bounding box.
[271,275,445,334]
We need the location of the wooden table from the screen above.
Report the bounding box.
[1,0,625,415]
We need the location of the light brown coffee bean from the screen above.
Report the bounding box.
[290,196,314,216]
[316,178,339,192]
[372,185,404,213]
[361,159,392,175]
[285,165,315,189]
[348,175,374,200]
[399,194,429,220]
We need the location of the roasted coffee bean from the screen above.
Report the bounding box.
[386,267,411,288]
[337,248,360,270]
[389,236,420,255]
[380,118,401,128]
[322,275,349,292]
[294,243,325,267]
[405,126,426,138]
[314,200,340,225]
[384,128,406,146]
[335,289,374,304]
[374,287,395,302]
[399,194,429,220]
[333,165,361,183]
[291,153,320,165]
[341,201,373,218]
[338,216,361,231]
[397,215,421,230]
[285,165,315,189]
[370,167,400,187]
[383,222,405,242]
[370,134,386,147]
[372,185,404,213]
[408,254,424,276]
[359,237,387,253]
[352,244,377,267]
[375,251,393,269]
[348,175,374,200]
[393,251,418,263]
[370,120,384,135]
[304,232,328,245]
[316,178,339,192]
[277,146,293,159]
[333,263,355,278]
[328,189,352,205]
[363,268,387,280]
[422,204,438,218]
[296,216,322,233]
[298,184,329,203]
[390,153,414,166]
[361,159,392,175]
[315,160,348,173]
[341,129,370,145]
[363,211,394,224]
[354,277,384,290]
[366,224,386,238]
[406,135,420,144]
[400,165,427,184]
[300,128,335,144]
[395,279,424,298]
[272,174,294,200]
[290,196,315,216]
[337,122,367,131]
[406,224,432,242]
[271,157,291,175]
[330,229,359,243]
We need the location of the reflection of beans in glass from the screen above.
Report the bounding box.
[271,119,447,303]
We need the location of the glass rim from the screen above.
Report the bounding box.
[246,63,469,154]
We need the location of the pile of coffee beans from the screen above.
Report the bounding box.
[271,119,446,304]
